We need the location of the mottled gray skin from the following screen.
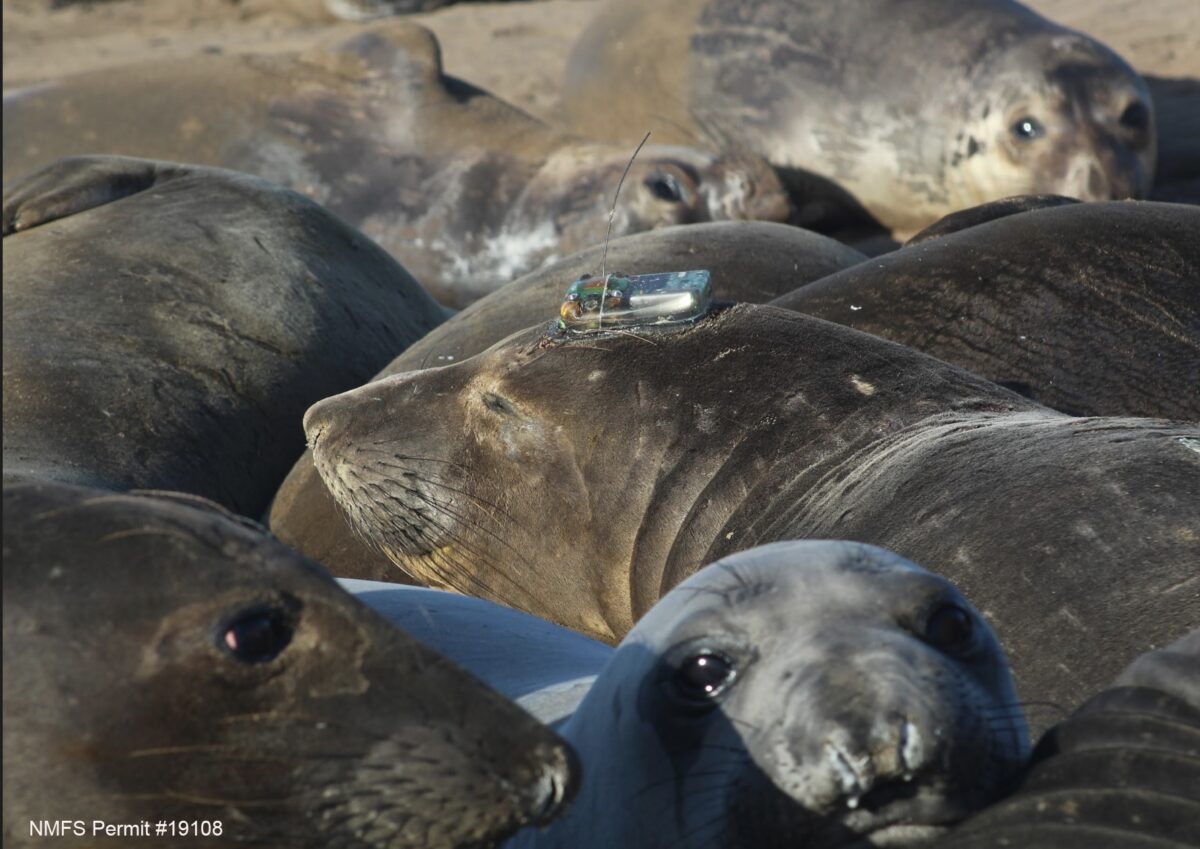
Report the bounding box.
[303,304,1200,721]
[932,631,1200,849]
[268,220,867,577]
[773,200,1200,420]
[1,477,577,849]
[3,156,445,517]
[351,541,1030,849]
[563,0,1156,236]
[3,19,791,308]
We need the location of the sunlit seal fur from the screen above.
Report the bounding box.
[346,540,1030,849]
[2,155,445,518]
[562,0,1156,236]
[268,220,867,578]
[2,19,791,307]
[0,477,577,849]
[932,630,1200,849]
[303,303,1200,720]
[773,200,1200,420]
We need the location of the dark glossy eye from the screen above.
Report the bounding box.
[483,392,517,416]
[1119,101,1150,132]
[923,604,976,655]
[1011,117,1044,141]
[645,172,684,203]
[672,652,735,702]
[221,609,292,664]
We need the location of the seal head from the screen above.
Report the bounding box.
[942,29,1155,220]
[1,478,577,849]
[522,540,1029,849]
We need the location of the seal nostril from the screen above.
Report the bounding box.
[302,400,334,447]
[525,743,579,827]
[900,720,921,780]
[1119,100,1150,134]
[527,761,569,826]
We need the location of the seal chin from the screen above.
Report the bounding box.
[857,823,950,848]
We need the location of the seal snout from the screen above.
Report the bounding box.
[522,741,581,828]
[302,396,339,450]
[819,715,926,811]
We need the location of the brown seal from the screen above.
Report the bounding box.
[267,219,867,578]
[0,476,577,849]
[3,155,445,517]
[561,0,1155,236]
[772,199,1200,420]
[302,303,1200,721]
[3,19,791,307]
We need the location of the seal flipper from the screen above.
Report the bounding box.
[905,195,1081,244]
[2,155,181,236]
[1113,630,1200,711]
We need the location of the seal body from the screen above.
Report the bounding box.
[349,541,1030,849]
[2,155,445,517]
[562,0,1155,235]
[268,220,867,576]
[772,200,1200,420]
[1,477,577,849]
[341,579,612,725]
[932,631,1200,848]
[303,304,1200,717]
[3,19,791,307]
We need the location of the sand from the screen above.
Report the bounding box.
[3,0,1196,198]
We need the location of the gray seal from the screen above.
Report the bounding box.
[302,303,1200,719]
[772,199,1200,420]
[3,19,791,307]
[0,476,577,849]
[562,0,1156,236]
[932,630,1200,849]
[268,219,867,577]
[2,155,446,518]
[346,540,1030,849]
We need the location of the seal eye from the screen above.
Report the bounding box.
[923,604,976,656]
[482,392,517,417]
[1119,101,1150,133]
[645,172,684,203]
[1010,117,1044,141]
[221,609,293,664]
[672,652,735,703]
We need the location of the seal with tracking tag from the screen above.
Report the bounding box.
[553,130,715,334]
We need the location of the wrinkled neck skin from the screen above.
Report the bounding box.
[625,388,1029,625]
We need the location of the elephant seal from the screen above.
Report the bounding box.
[933,630,1200,849]
[561,0,1156,236]
[346,540,1030,849]
[772,200,1200,420]
[3,155,445,518]
[904,194,1080,243]
[2,19,791,307]
[0,477,577,849]
[268,220,867,578]
[303,303,1200,719]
